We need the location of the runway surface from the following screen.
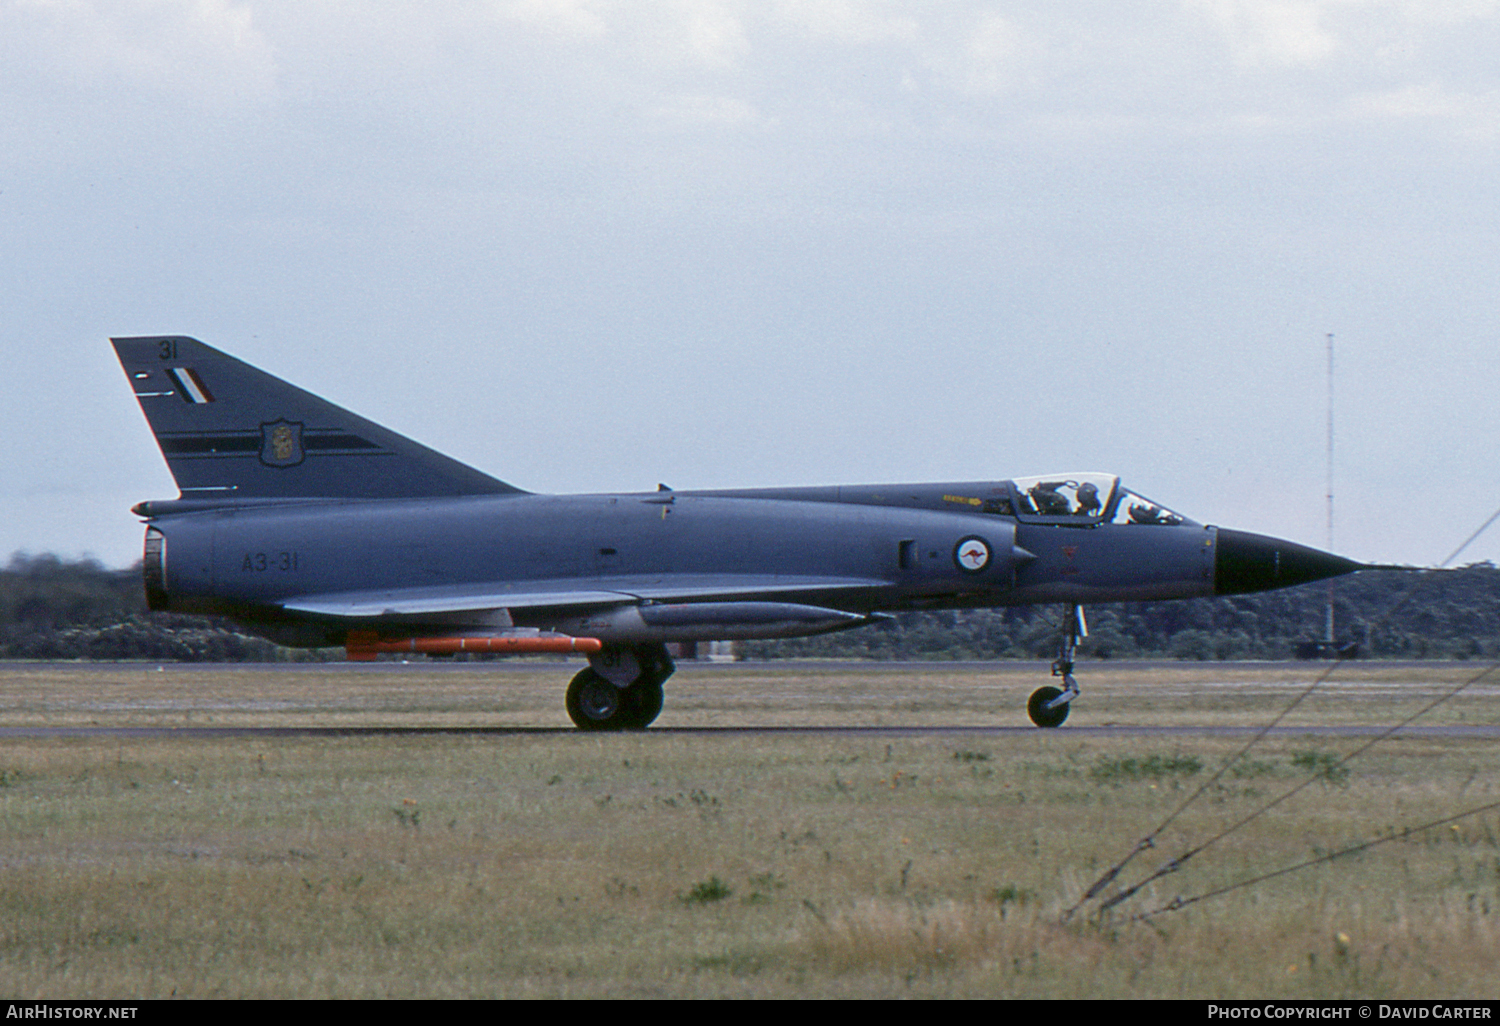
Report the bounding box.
[3,658,1495,737]
[3,724,1499,739]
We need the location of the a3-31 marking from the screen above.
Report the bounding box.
[242,551,300,573]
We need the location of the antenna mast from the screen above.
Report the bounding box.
[1325,332,1335,647]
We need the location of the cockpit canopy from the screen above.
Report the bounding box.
[1008,473,1194,527]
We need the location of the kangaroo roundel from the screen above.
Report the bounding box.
[955,535,991,572]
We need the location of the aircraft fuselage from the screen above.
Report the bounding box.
[147,484,1217,645]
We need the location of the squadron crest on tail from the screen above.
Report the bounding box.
[260,420,304,468]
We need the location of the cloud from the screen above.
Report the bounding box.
[1185,0,1340,68]
[1,0,276,106]
[1349,81,1500,141]
[644,93,768,128]
[495,0,749,70]
[766,0,918,46]
[942,12,1030,97]
[496,0,609,40]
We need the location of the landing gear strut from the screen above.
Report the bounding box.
[565,643,674,730]
[1028,604,1086,728]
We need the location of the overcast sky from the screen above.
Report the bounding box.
[4,0,1499,570]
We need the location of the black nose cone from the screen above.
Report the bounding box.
[1215,528,1363,596]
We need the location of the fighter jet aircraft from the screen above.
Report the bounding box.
[113,336,1362,729]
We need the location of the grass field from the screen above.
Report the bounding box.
[0,659,1497,998]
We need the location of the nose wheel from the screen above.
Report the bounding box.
[1027,686,1071,728]
[1027,604,1085,728]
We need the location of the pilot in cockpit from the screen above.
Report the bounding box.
[1029,481,1072,515]
[1075,481,1102,516]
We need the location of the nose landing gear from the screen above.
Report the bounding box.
[1028,604,1085,728]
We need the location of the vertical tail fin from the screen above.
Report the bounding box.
[113,336,524,503]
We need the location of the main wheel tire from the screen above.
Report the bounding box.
[566,668,626,730]
[1027,685,1070,728]
[618,678,664,729]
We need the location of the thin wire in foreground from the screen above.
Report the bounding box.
[1066,505,1500,924]
[1094,660,1499,919]
[1131,795,1500,922]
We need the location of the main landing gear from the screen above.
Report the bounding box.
[565,642,675,731]
[1028,604,1086,728]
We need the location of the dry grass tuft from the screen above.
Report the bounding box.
[1,660,1498,997]
[798,899,1004,972]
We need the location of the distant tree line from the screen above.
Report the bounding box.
[0,553,312,661]
[746,564,1500,662]
[3,552,1498,662]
